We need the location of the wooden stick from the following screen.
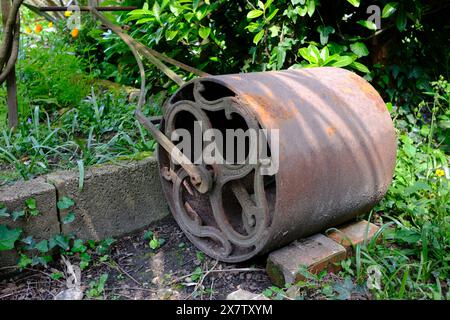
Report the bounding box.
[1,0,19,128]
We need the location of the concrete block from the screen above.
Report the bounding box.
[46,157,169,240]
[326,220,379,255]
[0,177,59,268]
[266,234,346,287]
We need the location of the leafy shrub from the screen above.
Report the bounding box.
[17,36,91,112]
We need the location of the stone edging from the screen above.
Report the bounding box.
[0,157,169,267]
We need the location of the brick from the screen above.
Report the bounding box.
[46,157,169,240]
[266,234,346,287]
[0,177,59,268]
[326,220,379,255]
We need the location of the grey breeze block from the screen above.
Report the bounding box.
[46,157,169,240]
[0,177,59,267]
[1,157,169,268]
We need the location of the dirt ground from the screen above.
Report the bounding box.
[0,216,272,300]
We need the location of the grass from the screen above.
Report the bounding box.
[0,87,162,185]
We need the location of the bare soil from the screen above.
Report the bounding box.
[0,216,272,300]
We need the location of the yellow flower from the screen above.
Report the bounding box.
[25,26,32,34]
[64,11,72,17]
[35,24,43,33]
[48,22,53,28]
[71,28,79,38]
[435,169,445,178]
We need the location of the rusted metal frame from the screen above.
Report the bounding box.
[22,3,58,23]
[0,0,23,69]
[1,0,20,128]
[160,82,272,261]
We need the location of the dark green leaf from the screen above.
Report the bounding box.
[11,210,25,221]
[0,225,22,251]
[72,239,87,253]
[143,230,154,240]
[57,197,74,210]
[35,240,49,253]
[0,207,9,218]
[350,42,369,57]
[396,9,407,31]
[51,235,70,251]
[62,212,75,224]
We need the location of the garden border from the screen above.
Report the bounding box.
[0,156,169,267]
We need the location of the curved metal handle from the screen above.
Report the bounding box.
[135,109,211,193]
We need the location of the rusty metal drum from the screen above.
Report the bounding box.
[157,67,397,262]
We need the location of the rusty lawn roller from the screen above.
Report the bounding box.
[152,67,397,263]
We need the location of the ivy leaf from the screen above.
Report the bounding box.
[143,230,154,240]
[247,9,263,19]
[346,0,360,7]
[25,198,37,210]
[149,236,165,250]
[21,235,34,247]
[0,225,22,251]
[382,2,398,18]
[51,272,64,280]
[0,207,10,218]
[269,25,280,37]
[276,46,287,69]
[72,239,87,253]
[317,25,335,45]
[35,240,49,253]
[62,212,75,224]
[150,238,159,250]
[199,26,211,39]
[98,273,109,292]
[50,235,70,251]
[18,254,32,268]
[57,197,74,210]
[11,210,25,221]
[350,42,369,57]
[80,252,91,270]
